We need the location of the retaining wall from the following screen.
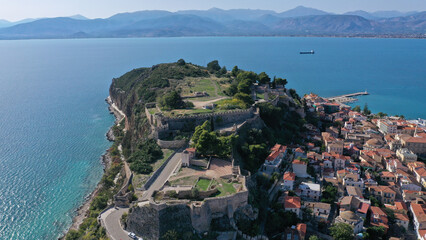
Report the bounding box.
[157,139,187,149]
[139,150,177,191]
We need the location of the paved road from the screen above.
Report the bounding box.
[141,152,182,200]
[101,151,182,239]
[101,207,132,240]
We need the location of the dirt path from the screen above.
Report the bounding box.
[190,96,228,108]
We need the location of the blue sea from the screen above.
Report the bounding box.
[0,37,424,239]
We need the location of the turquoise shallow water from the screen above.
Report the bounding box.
[0,37,424,239]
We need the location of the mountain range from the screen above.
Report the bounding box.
[0,6,424,39]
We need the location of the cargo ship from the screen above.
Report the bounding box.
[300,50,315,54]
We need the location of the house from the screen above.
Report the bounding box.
[181,148,196,167]
[396,148,417,163]
[400,135,426,156]
[343,173,365,189]
[370,206,389,232]
[403,190,426,202]
[327,141,344,155]
[292,159,309,178]
[335,211,364,234]
[399,175,422,191]
[297,182,321,200]
[380,171,396,183]
[284,196,302,218]
[357,202,370,218]
[283,172,296,190]
[346,186,364,199]
[262,144,287,174]
[368,185,396,204]
[414,167,426,185]
[332,154,348,171]
[294,147,306,159]
[394,213,409,230]
[410,203,426,239]
[284,224,307,240]
[304,202,331,220]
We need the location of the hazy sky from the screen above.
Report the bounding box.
[1,0,425,21]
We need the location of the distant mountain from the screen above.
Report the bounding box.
[344,10,377,20]
[69,14,89,20]
[272,15,374,34]
[0,7,424,39]
[278,6,330,18]
[0,19,11,28]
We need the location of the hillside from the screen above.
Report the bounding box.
[0,7,425,39]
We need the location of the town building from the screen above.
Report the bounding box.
[370,206,389,232]
[368,185,396,204]
[284,196,302,218]
[283,172,296,191]
[335,211,364,234]
[292,159,309,178]
[297,182,321,201]
[396,148,418,163]
[262,144,287,174]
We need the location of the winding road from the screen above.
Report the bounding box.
[100,151,183,240]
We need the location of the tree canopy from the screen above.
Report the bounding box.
[158,90,185,110]
[258,72,271,84]
[191,121,237,158]
[330,223,354,240]
[207,60,221,73]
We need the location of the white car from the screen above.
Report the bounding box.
[128,232,136,239]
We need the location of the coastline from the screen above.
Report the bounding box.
[61,96,125,238]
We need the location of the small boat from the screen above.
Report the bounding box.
[300,50,315,54]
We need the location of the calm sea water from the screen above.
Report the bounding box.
[0,37,424,239]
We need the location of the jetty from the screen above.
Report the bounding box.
[327,91,369,104]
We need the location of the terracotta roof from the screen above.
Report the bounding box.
[381,171,395,178]
[405,136,426,143]
[266,144,287,161]
[296,223,307,239]
[369,185,396,194]
[415,167,426,177]
[410,203,426,221]
[371,206,386,216]
[285,196,301,209]
[293,159,307,165]
[295,147,304,153]
[395,213,409,221]
[284,172,296,181]
[395,201,408,211]
[185,148,196,153]
[358,203,370,214]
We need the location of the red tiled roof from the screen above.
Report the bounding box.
[185,148,196,153]
[295,147,304,153]
[395,201,408,211]
[381,171,395,178]
[284,172,296,181]
[293,159,307,165]
[358,203,370,214]
[395,213,409,221]
[296,223,307,239]
[285,196,301,209]
[371,206,386,216]
[266,144,287,161]
[415,167,426,177]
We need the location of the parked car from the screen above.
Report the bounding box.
[128,232,136,239]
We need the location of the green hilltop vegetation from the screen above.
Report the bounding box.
[65,59,311,240]
[110,59,309,174]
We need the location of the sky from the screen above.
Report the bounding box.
[1,0,425,21]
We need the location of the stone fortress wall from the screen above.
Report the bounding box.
[145,103,257,139]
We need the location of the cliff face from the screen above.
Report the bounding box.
[126,203,193,240]
[109,63,209,147]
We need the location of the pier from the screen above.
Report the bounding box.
[327,91,369,104]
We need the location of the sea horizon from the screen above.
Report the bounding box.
[0,36,424,239]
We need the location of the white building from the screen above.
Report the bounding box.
[343,173,365,189]
[292,159,309,178]
[298,182,321,201]
[397,148,418,163]
[262,144,287,174]
[335,211,364,234]
[283,172,296,190]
